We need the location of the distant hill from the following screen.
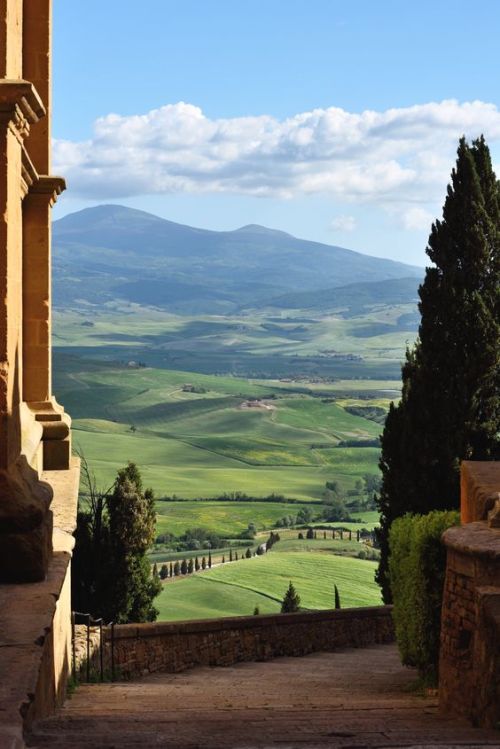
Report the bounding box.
[265,277,421,317]
[53,205,423,314]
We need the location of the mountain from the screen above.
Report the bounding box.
[52,205,423,314]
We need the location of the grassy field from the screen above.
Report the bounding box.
[53,303,415,380]
[54,353,388,502]
[155,550,381,620]
[54,308,397,623]
[155,500,320,537]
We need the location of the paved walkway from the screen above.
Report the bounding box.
[29,645,500,748]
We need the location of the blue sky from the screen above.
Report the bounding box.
[52,0,500,266]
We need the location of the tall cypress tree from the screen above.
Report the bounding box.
[376,137,500,602]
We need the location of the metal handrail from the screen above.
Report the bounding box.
[71,611,112,682]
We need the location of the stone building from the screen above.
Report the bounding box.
[0,0,79,744]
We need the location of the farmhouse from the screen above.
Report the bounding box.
[0,2,499,747]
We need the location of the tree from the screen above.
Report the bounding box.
[221,555,225,564]
[306,527,314,540]
[201,556,206,569]
[188,558,194,574]
[229,548,233,562]
[334,584,341,610]
[208,550,212,568]
[180,559,188,575]
[376,137,500,602]
[281,581,301,613]
[159,564,168,580]
[235,551,239,561]
[76,461,162,623]
[169,562,173,577]
[152,563,159,580]
[253,605,260,615]
[173,561,180,576]
[245,547,252,558]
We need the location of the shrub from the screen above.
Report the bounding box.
[281,581,301,613]
[389,510,460,681]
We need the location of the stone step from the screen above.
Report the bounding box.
[28,645,500,749]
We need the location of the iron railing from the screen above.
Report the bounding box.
[71,611,115,682]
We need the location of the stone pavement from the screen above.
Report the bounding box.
[28,644,500,749]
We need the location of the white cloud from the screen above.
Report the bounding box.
[400,207,435,231]
[54,100,500,224]
[330,215,356,232]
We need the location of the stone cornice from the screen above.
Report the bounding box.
[29,175,66,205]
[0,80,46,141]
[21,147,38,197]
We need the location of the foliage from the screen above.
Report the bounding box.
[334,584,341,609]
[72,457,161,623]
[281,581,301,613]
[388,510,460,681]
[377,137,500,601]
[155,551,381,621]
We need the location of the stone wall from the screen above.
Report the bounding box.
[107,605,394,680]
[0,461,79,748]
[439,461,500,729]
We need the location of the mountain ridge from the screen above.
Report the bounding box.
[52,204,423,314]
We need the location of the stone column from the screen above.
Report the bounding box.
[21,0,71,469]
[0,80,54,582]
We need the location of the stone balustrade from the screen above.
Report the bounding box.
[106,605,394,679]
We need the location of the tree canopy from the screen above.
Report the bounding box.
[376,136,500,601]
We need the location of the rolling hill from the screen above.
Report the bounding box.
[53,205,423,314]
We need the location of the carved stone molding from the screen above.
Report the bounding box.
[29,174,67,205]
[0,80,45,141]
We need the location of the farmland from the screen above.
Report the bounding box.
[53,301,409,621]
[155,550,381,621]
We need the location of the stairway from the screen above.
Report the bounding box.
[29,644,500,748]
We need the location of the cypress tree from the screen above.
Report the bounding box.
[377,137,500,601]
[334,584,341,610]
[169,562,173,577]
[188,558,194,574]
[102,463,161,623]
[201,556,206,569]
[208,550,212,568]
[159,564,168,580]
[180,559,188,575]
[195,556,200,571]
[173,561,180,576]
[245,547,252,558]
[281,581,301,613]
[229,548,233,562]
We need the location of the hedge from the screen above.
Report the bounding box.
[388,510,460,681]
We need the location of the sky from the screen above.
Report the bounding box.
[52,0,500,266]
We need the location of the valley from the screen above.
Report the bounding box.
[53,204,421,621]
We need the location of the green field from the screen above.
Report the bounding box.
[155,501,320,537]
[53,303,400,622]
[156,550,381,620]
[55,353,388,501]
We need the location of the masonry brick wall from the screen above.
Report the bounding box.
[439,524,500,728]
[106,606,394,679]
